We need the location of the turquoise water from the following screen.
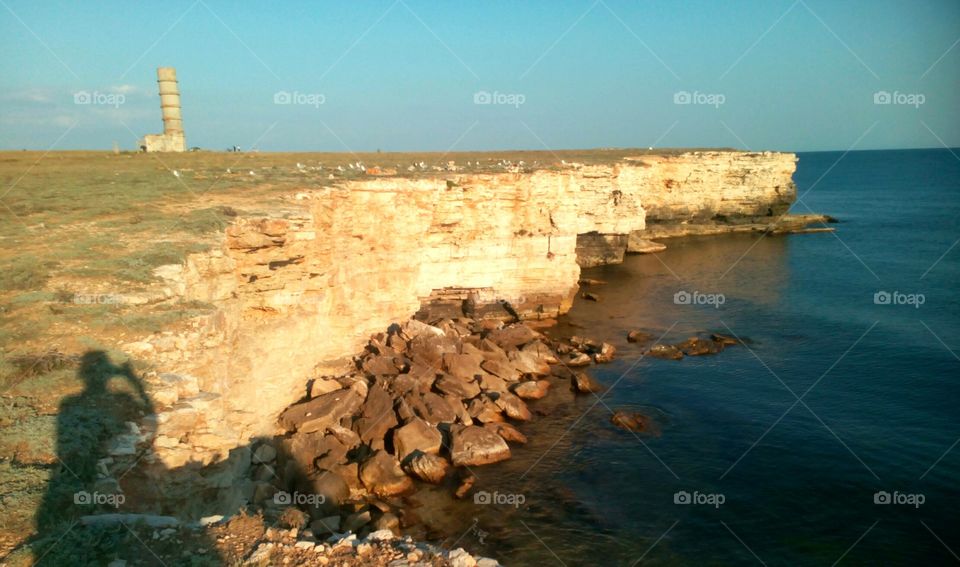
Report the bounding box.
[426,149,960,565]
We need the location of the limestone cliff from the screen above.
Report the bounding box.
[139,150,796,474]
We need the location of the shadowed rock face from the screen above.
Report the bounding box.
[137,151,796,470]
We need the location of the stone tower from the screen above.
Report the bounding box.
[141,67,186,152]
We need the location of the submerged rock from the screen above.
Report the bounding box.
[676,336,723,356]
[627,330,654,344]
[646,344,683,360]
[572,372,604,394]
[610,410,652,433]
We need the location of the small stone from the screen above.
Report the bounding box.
[581,292,600,302]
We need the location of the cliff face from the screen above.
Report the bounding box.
[141,151,796,473]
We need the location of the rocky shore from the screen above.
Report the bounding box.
[231,309,741,562]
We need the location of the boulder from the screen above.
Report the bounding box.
[408,333,459,366]
[512,379,550,400]
[467,397,504,423]
[442,353,485,382]
[418,392,458,425]
[360,451,414,497]
[444,394,474,426]
[478,372,509,393]
[593,342,616,363]
[450,426,511,466]
[486,325,540,349]
[404,360,440,393]
[312,434,351,471]
[521,341,560,365]
[362,355,403,376]
[354,381,398,448]
[494,392,531,421]
[567,352,593,367]
[393,418,443,462]
[572,372,604,394]
[508,349,551,376]
[435,373,481,400]
[403,452,451,484]
[304,470,350,517]
[309,378,342,398]
[480,359,522,382]
[279,388,364,434]
[484,421,528,444]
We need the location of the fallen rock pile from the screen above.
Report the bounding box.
[250,317,740,551]
[254,317,619,543]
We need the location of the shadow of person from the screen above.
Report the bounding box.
[27,350,215,565]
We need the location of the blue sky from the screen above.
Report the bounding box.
[1,0,958,152]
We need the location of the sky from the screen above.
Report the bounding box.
[1,0,958,152]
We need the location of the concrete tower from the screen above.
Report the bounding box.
[141,67,186,152]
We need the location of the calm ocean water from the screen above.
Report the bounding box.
[421,149,960,565]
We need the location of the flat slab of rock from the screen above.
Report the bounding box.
[443,352,485,381]
[435,373,481,400]
[393,417,443,462]
[279,388,364,434]
[450,425,511,466]
[481,359,522,382]
[486,325,540,349]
